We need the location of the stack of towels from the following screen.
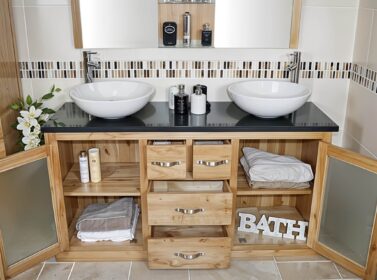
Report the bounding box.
[240,147,314,189]
[76,197,139,242]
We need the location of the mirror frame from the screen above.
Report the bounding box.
[71,0,302,49]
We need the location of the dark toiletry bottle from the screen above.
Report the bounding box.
[163,22,177,46]
[201,23,212,46]
[174,84,189,115]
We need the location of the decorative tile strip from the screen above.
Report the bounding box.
[19,60,352,80]
[351,64,377,94]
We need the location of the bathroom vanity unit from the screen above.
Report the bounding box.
[1,102,377,280]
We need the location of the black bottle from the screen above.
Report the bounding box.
[163,22,177,46]
[174,84,189,115]
[201,23,212,47]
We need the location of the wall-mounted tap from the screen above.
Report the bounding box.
[286,51,301,84]
[83,51,100,83]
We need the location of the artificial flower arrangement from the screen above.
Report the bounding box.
[10,85,64,151]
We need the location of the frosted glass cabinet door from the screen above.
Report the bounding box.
[0,146,60,277]
[312,143,377,280]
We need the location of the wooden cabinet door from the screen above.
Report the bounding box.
[309,142,377,280]
[0,146,63,279]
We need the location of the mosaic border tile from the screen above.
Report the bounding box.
[18,60,353,80]
[351,64,377,94]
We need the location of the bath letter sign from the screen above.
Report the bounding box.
[238,213,309,241]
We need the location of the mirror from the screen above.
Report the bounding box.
[72,0,301,49]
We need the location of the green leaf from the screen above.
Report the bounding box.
[58,122,65,127]
[42,108,56,114]
[10,103,19,110]
[34,102,43,108]
[50,85,56,93]
[26,95,33,105]
[55,88,62,92]
[41,93,54,100]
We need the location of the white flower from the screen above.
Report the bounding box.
[20,106,42,120]
[23,124,41,138]
[16,117,37,135]
[22,135,41,150]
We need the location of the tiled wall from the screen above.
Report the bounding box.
[343,0,377,158]
[11,0,361,145]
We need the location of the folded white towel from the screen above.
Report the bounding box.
[77,205,139,242]
[242,147,314,183]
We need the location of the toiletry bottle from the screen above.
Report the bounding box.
[169,85,179,110]
[183,12,191,47]
[163,22,177,46]
[174,84,189,114]
[193,84,211,111]
[191,88,206,115]
[201,23,212,46]
[88,148,101,183]
[79,151,90,183]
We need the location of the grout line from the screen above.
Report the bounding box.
[333,262,343,279]
[273,256,283,280]
[66,262,75,280]
[35,262,46,280]
[275,260,332,264]
[127,261,132,280]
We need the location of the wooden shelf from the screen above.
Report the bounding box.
[63,163,140,197]
[68,209,144,252]
[237,165,313,196]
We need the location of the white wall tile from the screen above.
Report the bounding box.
[342,132,377,159]
[344,81,377,156]
[367,10,377,71]
[301,78,350,130]
[303,0,358,8]
[12,7,29,61]
[359,0,377,9]
[352,8,374,65]
[24,6,81,60]
[299,6,357,61]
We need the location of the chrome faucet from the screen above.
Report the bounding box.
[286,51,301,83]
[83,51,100,83]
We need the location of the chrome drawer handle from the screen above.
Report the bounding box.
[196,159,229,167]
[175,208,204,215]
[151,161,181,168]
[174,252,204,260]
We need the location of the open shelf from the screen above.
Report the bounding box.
[237,165,313,196]
[63,163,140,197]
[67,208,144,252]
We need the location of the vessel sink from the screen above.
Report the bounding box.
[228,81,311,118]
[70,81,155,119]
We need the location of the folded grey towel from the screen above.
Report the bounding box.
[76,198,135,233]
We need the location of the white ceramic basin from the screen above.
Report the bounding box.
[70,81,155,119]
[228,81,311,118]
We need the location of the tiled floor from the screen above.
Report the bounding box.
[10,257,362,280]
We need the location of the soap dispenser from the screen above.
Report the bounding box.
[174,84,189,115]
[191,87,206,115]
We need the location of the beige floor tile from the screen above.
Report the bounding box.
[69,262,131,280]
[335,264,362,279]
[38,263,73,280]
[10,263,43,280]
[275,255,329,262]
[129,261,188,280]
[190,260,280,280]
[277,262,340,280]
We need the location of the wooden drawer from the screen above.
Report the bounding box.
[146,142,186,180]
[147,181,233,225]
[193,141,232,179]
[148,226,231,269]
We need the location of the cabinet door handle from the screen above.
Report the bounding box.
[174,252,204,260]
[196,159,229,167]
[175,208,204,215]
[151,161,181,168]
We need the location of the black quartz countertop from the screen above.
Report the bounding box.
[42,102,339,133]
